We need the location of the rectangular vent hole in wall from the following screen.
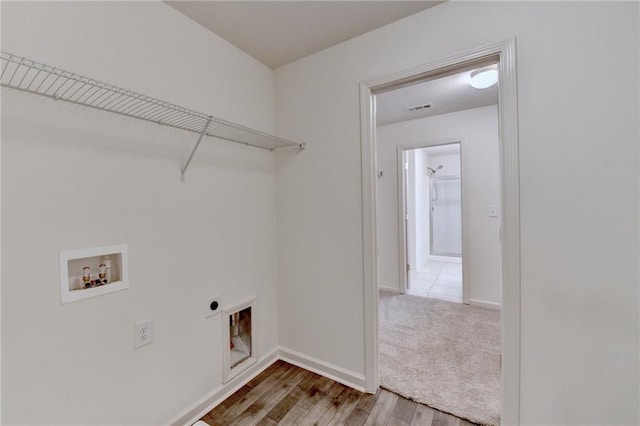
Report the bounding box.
[223,298,257,383]
[406,103,432,112]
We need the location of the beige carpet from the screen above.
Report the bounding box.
[379,291,500,426]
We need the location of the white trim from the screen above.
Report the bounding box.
[469,298,501,311]
[167,347,279,426]
[378,285,400,293]
[395,140,466,302]
[416,259,429,271]
[460,140,471,305]
[495,39,521,426]
[396,146,408,294]
[360,39,521,424]
[360,79,379,396]
[167,346,367,426]
[427,255,462,264]
[278,346,366,392]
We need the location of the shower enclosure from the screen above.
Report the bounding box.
[398,142,463,298]
[430,175,462,257]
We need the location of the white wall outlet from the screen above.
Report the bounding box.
[135,319,153,349]
[488,205,499,217]
[206,296,222,318]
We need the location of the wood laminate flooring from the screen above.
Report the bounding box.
[199,360,478,426]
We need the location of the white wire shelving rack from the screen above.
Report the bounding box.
[0,51,304,180]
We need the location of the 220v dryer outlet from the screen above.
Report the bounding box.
[206,296,222,318]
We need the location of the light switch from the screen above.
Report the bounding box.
[488,205,498,217]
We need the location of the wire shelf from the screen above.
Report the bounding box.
[1,51,304,154]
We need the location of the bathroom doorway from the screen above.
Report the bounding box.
[401,142,463,302]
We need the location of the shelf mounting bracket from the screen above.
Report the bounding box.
[181,117,212,181]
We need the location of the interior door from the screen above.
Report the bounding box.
[403,150,410,291]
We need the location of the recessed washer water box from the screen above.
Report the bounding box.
[223,298,256,383]
[59,244,129,304]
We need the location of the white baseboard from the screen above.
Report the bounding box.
[427,255,462,264]
[379,285,400,293]
[417,259,429,270]
[469,298,501,310]
[168,345,367,426]
[167,347,279,426]
[278,346,366,392]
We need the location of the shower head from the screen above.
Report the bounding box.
[428,165,444,174]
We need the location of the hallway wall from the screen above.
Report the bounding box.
[414,149,430,269]
[376,106,501,306]
[274,2,639,423]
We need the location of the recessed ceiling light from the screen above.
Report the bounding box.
[469,68,498,89]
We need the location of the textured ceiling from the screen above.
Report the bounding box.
[376,66,498,126]
[166,1,491,124]
[166,1,442,69]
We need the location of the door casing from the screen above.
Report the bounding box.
[360,39,521,424]
[396,141,466,303]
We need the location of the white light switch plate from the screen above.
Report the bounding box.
[488,205,498,217]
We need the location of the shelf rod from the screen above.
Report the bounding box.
[1,51,304,153]
[274,142,306,151]
[181,117,212,181]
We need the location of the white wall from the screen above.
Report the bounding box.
[377,106,501,305]
[428,152,460,178]
[404,150,429,272]
[403,148,430,275]
[275,2,639,424]
[2,2,279,425]
[406,150,417,271]
[413,148,429,270]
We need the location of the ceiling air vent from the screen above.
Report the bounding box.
[406,103,432,112]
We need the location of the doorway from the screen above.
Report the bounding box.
[401,143,463,303]
[360,40,521,424]
[375,62,502,422]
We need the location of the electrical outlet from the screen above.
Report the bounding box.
[206,296,222,318]
[135,319,153,349]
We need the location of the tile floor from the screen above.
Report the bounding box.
[407,260,462,302]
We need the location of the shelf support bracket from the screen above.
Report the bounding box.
[181,117,212,181]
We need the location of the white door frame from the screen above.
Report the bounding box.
[360,39,521,424]
[398,147,410,293]
[396,140,466,302]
